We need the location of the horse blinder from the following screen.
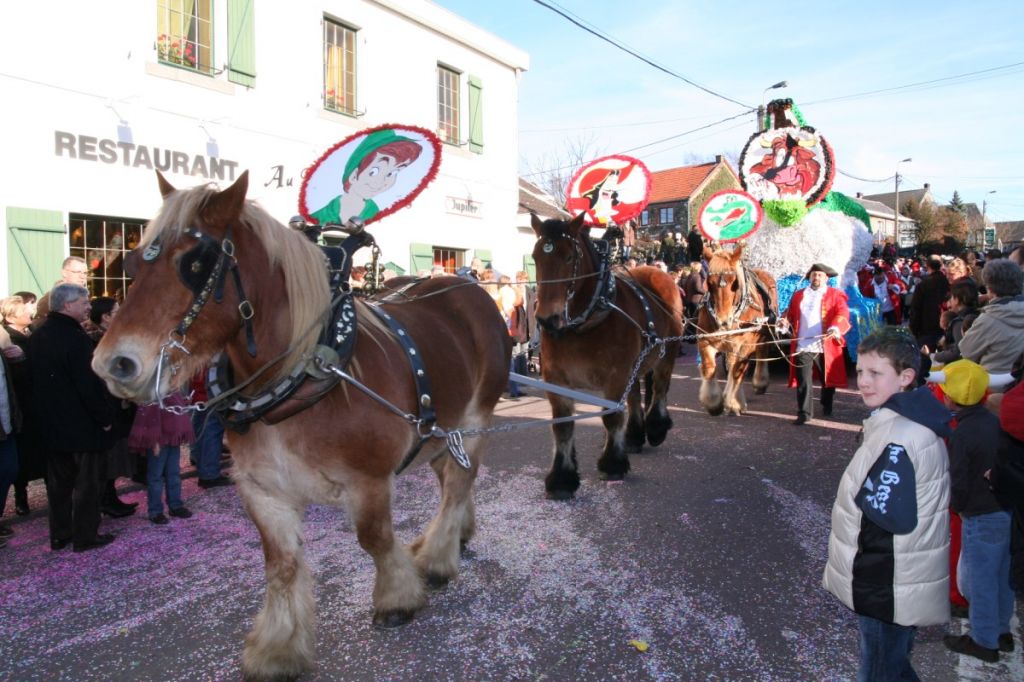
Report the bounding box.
[177,236,223,296]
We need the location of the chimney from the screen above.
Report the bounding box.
[856,192,863,198]
[924,183,930,190]
[715,155,723,164]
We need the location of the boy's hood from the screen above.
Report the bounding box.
[882,386,952,438]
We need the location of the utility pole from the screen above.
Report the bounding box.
[759,81,788,131]
[981,190,996,251]
[893,158,912,247]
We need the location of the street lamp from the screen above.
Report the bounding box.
[759,80,788,131]
[893,157,912,246]
[981,190,996,251]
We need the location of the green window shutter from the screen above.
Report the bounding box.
[468,75,483,154]
[474,248,492,268]
[409,243,433,275]
[523,255,536,282]
[227,0,256,87]
[6,207,65,294]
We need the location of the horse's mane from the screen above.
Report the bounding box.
[142,186,330,380]
[537,218,576,241]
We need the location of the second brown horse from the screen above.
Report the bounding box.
[530,214,683,499]
[696,243,778,416]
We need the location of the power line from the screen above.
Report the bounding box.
[618,110,754,154]
[837,169,895,183]
[521,111,733,134]
[530,0,752,109]
[802,60,1024,106]
[641,120,755,160]
[521,110,754,179]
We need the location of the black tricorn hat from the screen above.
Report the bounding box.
[804,262,838,279]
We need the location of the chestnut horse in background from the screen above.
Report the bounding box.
[696,243,778,416]
[531,213,683,499]
[92,172,510,680]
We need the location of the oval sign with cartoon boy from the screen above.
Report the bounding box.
[565,155,651,227]
[697,189,764,243]
[299,123,442,227]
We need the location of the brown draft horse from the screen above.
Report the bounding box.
[92,172,510,680]
[530,213,683,499]
[697,243,778,416]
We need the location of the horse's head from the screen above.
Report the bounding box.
[93,171,328,403]
[530,212,598,335]
[703,242,748,329]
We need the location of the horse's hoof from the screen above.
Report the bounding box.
[242,671,301,682]
[754,386,767,395]
[624,442,643,455]
[598,470,626,482]
[703,403,725,417]
[545,470,580,500]
[373,608,416,628]
[425,572,451,589]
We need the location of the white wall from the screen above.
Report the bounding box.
[0,0,529,291]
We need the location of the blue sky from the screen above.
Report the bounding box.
[434,0,1024,223]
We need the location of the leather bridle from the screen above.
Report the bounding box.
[544,231,616,333]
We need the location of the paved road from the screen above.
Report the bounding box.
[1,355,1020,681]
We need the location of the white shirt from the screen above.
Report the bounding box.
[872,279,894,312]
[797,285,826,353]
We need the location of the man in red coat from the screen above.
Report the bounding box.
[781,263,852,425]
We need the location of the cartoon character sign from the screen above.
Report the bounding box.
[565,155,651,227]
[299,123,442,227]
[739,127,834,207]
[697,189,763,243]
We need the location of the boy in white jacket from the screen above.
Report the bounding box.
[822,327,952,681]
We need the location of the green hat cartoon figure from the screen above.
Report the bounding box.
[302,125,440,227]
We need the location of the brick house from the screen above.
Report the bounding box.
[641,156,741,239]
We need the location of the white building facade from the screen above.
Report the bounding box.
[0,0,529,297]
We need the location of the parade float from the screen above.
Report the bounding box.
[728,99,881,357]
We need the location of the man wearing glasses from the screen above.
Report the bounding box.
[32,257,90,328]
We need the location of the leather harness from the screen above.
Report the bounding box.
[192,233,437,475]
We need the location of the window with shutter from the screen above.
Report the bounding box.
[468,75,483,154]
[227,0,256,87]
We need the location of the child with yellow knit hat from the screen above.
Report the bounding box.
[941,359,1015,662]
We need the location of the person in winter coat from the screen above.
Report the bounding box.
[822,327,952,682]
[958,259,1024,375]
[0,335,23,545]
[129,393,195,525]
[29,284,116,552]
[931,279,980,364]
[909,257,950,351]
[940,360,1014,662]
[779,263,851,425]
[990,380,1024,594]
[860,267,906,326]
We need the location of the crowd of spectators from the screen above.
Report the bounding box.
[0,257,232,553]
[2,234,1022,674]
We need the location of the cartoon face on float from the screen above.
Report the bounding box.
[565,155,652,227]
[300,124,442,227]
[697,189,763,243]
[741,127,833,205]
